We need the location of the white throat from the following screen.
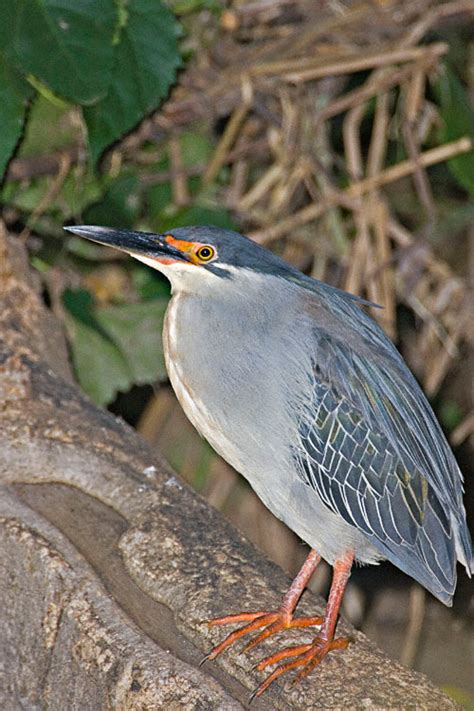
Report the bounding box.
[131,253,226,293]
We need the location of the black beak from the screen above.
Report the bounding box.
[64,225,186,262]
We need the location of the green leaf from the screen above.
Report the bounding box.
[18,94,78,157]
[95,300,168,384]
[433,66,474,196]
[147,181,173,217]
[180,131,214,167]
[156,204,236,232]
[442,686,474,711]
[1,0,117,104]
[84,173,142,228]
[64,312,131,406]
[2,164,101,222]
[63,289,169,405]
[83,0,181,163]
[438,400,463,432]
[0,56,34,178]
[66,236,113,261]
[131,265,171,301]
[57,169,104,218]
[171,0,222,14]
[1,175,48,213]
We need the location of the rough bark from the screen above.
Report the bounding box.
[0,225,458,710]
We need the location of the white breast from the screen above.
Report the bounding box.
[163,295,207,432]
[163,296,234,459]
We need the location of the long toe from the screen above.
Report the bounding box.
[244,614,323,653]
[206,608,323,661]
[206,611,280,660]
[293,636,350,683]
[207,611,268,627]
[252,635,351,698]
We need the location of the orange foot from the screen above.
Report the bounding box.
[202,549,354,699]
[204,608,324,661]
[250,634,351,699]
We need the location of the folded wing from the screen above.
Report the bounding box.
[293,287,473,604]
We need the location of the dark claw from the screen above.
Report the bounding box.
[248,687,259,705]
[199,653,210,667]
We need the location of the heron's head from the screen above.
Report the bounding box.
[64,224,291,291]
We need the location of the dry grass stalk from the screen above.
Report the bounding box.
[250,138,472,244]
[202,80,253,186]
[343,101,369,298]
[282,44,449,83]
[400,586,426,668]
[19,152,71,242]
[169,135,190,207]
[348,137,472,198]
[451,411,474,446]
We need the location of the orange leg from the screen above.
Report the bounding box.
[250,550,354,699]
[203,549,323,662]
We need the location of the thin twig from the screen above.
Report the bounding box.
[202,79,253,186]
[281,44,448,83]
[451,411,474,446]
[315,58,440,124]
[19,153,72,242]
[365,90,396,335]
[251,137,472,243]
[400,586,426,668]
[343,102,368,297]
[169,135,190,206]
[402,65,436,221]
[239,165,283,211]
[6,146,80,182]
[424,306,469,395]
[372,200,396,338]
[400,0,474,48]
[348,137,472,199]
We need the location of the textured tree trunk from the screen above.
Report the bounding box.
[0,225,458,709]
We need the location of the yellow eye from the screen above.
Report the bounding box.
[196,245,215,262]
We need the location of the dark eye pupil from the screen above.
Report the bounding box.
[200,247,211,259]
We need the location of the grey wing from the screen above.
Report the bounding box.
[294,300,473,604]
